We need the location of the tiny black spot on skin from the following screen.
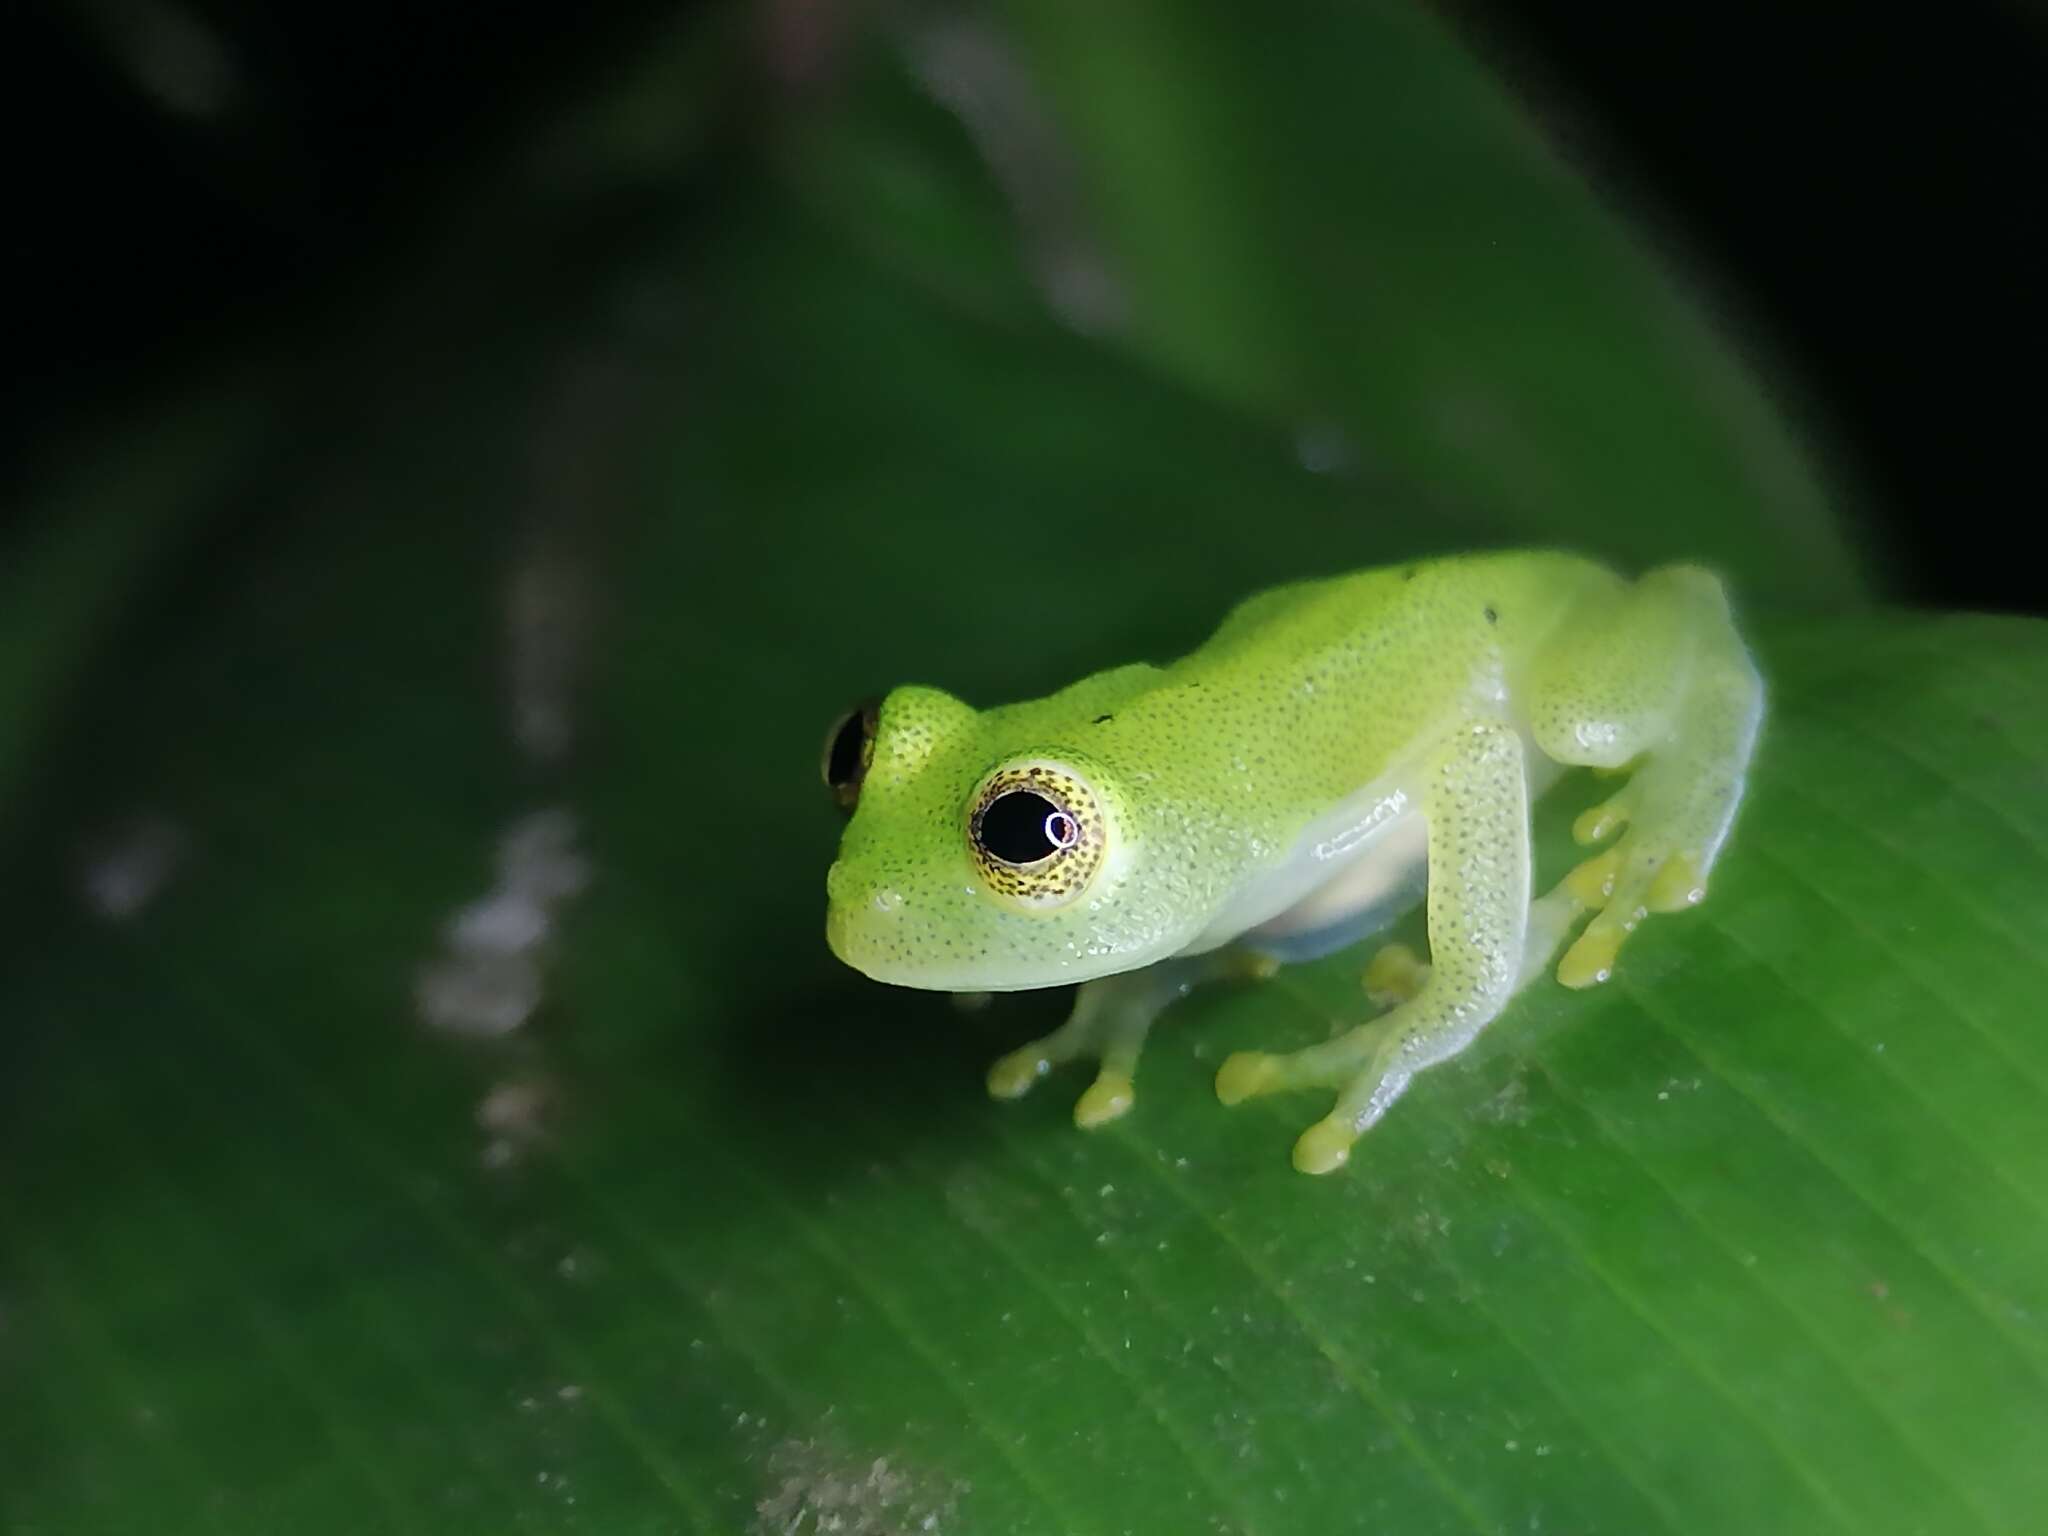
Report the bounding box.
[1092,713,1114,725]
[1484,605,1499,625]
[1403,567,1419,582]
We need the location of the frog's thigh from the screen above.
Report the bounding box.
[1217,716,1530,1173]
[1530,564,1764,987]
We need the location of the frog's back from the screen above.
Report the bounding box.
[1154,552,1618,804]
[1186,551,1614,676]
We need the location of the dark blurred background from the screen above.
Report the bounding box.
[8,0,2045,611]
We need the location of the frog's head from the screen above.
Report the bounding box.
[821,682,1210,992]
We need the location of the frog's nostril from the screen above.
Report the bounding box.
[826,861,849,901]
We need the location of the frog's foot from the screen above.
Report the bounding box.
[986,1016,1141,1128]
[1362,943,1430,1007]
[1516,881,1593,989]
[1215,948,1427,1116]
[1571,781,1638,847]
[1530,564,1764,990]
[986,959,1209,1129]
[1215,1018,1408,1174]
[1556,795,1727,989]
[1218,948,1284,984]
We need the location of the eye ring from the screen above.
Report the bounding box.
[1045,810,1079,850]
[968,760,1106,908]
[821,696,880,815]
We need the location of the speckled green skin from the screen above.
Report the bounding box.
[825,550,1763,1173]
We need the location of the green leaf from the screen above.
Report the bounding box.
[7,15,2039,1536]
[778,4,1869,603]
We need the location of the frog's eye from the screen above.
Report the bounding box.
[978,790,1079,863]
[822,697,880,815]
[968,760,1106,909]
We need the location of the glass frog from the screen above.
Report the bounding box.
[821,552,1763,1174]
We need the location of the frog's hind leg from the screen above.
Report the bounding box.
[1527,563,1764,988]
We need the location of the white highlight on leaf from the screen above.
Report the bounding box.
[507,552,583,763]
[416,948,540,1040]
[506,349,625,765]
[477,1078,549,1132]
[416,809,590,1039]
[752,1436,968,1536]
[1294,420,1356,476]
[903,15,1126,337]
[79,815,187,921]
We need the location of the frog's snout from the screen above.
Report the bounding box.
[825,861,904,970]
[827,859,901,913]
[824,898,850,964]
[825,862,854,962]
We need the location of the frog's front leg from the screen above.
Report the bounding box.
[986,954,1222,1128]
[1217,717,1530,1173]
[1361,873,1588,1009]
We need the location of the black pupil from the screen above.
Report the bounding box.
[826,710,868,789]
[979,791,1069,864]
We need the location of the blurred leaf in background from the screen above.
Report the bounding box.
[4,2,2044,1534]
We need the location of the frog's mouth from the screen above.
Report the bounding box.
[826,900,989,992]
[822,898,863,973]
[823,861,987,990]
[823,890,951,990]
[825,892,1163,994]
[825,847,1197,991]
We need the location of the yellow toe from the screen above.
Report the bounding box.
[1362,943,1428,1006]
[1557,926,1622,989]
[1292,1119,1354,1175]
[1215,1051,1277,1106]
[1564,849,1622,906]
[1647,854,1706,913]
[1074,1072,1134,1128]
[1572,796,1630,847]
[1221,949,1283,982]
[986,1050,1049,1100]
